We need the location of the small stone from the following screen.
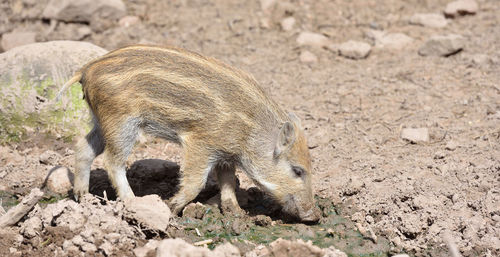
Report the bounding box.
[76,26,92,39]
[133,240,160,257]
[338,40,371,59]
[296,32,330,48]
[259,17,271,29]
[119,15,140,27]
[392,254,410,257]
[375,32,413,50]
[323,246,348,257]
[280,17,296,31]
[81,242,97,253]
[39,150,61,165]
[43,0,126,23]
[212,243,241,257]
[299,50,318,63]
[98,241,114,256]
[401,128,429,143]
[445,140,458,151]
[444,0,478,18]
[410,13,448,28]
[434,151,446,159]
[1,32,37,51]
[260,0,277,13]
[365,215,374,224]
[123,195,171,232]
[418,34,464,57]
[46,166,73,194]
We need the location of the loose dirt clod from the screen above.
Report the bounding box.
[123,194,171,232]
[0,188,43,228]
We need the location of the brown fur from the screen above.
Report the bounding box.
[65,45,320,221]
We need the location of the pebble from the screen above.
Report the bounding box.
[39,150,61,165]
[1,32,36,51]
[338,40,371,59]
[123,195,171,232]
[299,50,318,63]
[367,31,413,50]
[296,31,330,48]
[42,0,126,23]
[445,140,458,151]
[418,34,464,57]
[444,0,478,18]
[401,128,429,143]
[46,166,73,194]
[119,15,140,27]
[280,17,296,31]
[260,0,277,13]
[409,13,448,28]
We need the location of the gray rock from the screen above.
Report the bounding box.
[444,0,478,17]
[338,40,371,59]
[367,31,413,50]
[39,150,61,166]
[445,140,458,151]
[280,17,296,31]
[296,32,330,48]
[0,41,107,142]
[46,166,73,194]
[156,238,240,257]
[119,15,140,28]
[299,50,318,63]
[43,0,126,25]
[401,128,429,143]
[123,195,171,232]
[418,34,464,57]
[1,32,37,51]
[410,13,448,28]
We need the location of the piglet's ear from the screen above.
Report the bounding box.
[288,112,302,127]
[274,121,296,158]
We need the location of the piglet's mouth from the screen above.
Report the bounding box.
[282,194,320,223]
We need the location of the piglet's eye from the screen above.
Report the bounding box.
[292,166,305,178]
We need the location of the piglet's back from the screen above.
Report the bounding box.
[79,45,286,144]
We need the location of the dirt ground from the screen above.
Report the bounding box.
[1,0,499,256]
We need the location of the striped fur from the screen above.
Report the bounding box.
[69,45,320,222]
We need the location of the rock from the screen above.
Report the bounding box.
[0,41,107,142]
[418,34,464,56]
[445,140,458,151]
[119,15,140,27]
[401,128,429,143]
[133,240,161,257]
[323,246,348,257]
[300,50,318,63]
[1,32,37,51]
[260,0,277,13]
[410,13,448,28]
[338,40,371,59]
[212,243,240,257]
[156,238,240,257]
[267,238,325,257]
[296,32,330,48]
[444,0,478,18]
[43,0,126,23]
[392,255,410,257]
[45,166,73,194]
[123,195,171,232]
[280,17,296,31]
[39,150,61,165]
[367,31,413,50]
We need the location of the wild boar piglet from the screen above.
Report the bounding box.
[60,45,320,222]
